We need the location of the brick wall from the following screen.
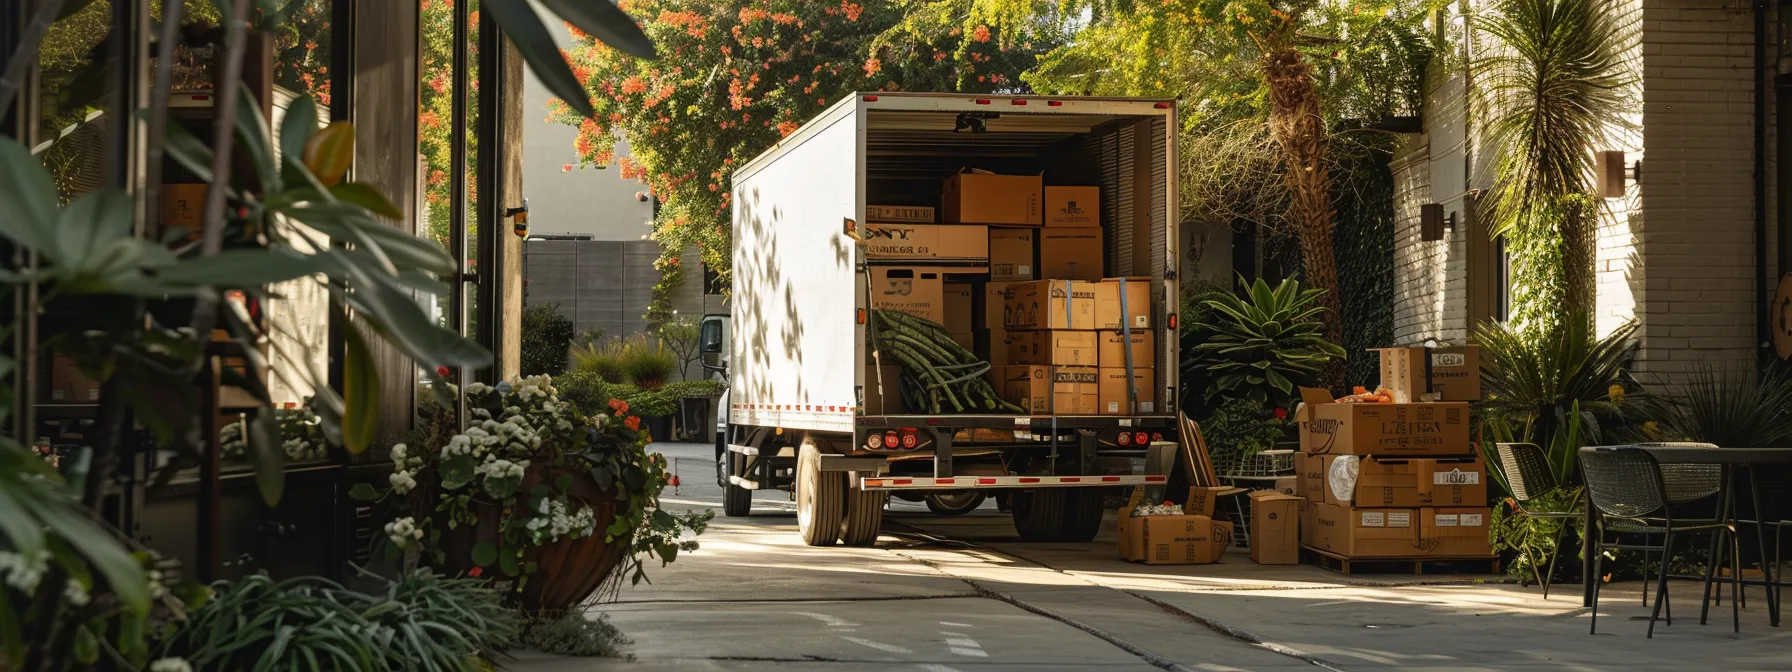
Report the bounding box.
[1391,140,1471,344]
[1636,0,1773,374]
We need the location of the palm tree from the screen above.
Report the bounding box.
[1472,0,1633,334]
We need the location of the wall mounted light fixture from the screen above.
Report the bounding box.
[1420,203,1454,241]
[1596,150,1627,197]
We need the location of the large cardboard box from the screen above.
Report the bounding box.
[982,328,1014,367]
[998,365,1099,415]
[982,282,1021,330]
[863,223,989,261]
[1250,491,1304,565]
[989,228,1037,282]
[1099,330,1154,370]
[1300,499,1317,546]
[1006,279,1097,330]
[1419,507,1493,557]
[1318,454,1489,508]
[1119,489,1146,561]
[861,364,907,415]
[1309,502,1421,558]
[868,204,935,223]
[869,267,946,322]
[1141,515,1232,565]
[1272,476,1299,496]
[1094,278,1152,330]
[942,170,1042,226]
[1375,346,1483,402]
[1294,452,1326,502]
[49,356,100,403]
[1039,227,1104,281]
[1296,388,1471,456]
[1185,486,1232,517]
[944,283,974,335]
[1099,367,1157,415]
[1045,186,1100,227]
[1009,330,1099,366]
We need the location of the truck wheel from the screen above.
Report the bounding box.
[840,477,886,547]
[1011,489,1067,542]
[796,439,845,546]
[1054,489,1106,543]
[925,491,986,516]
[721,450,752,518]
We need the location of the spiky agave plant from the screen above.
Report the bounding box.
[1187,276,1345,410]
[1636,363,1792,448]
[1472,0,1635,332]
[1475,313,1638,484]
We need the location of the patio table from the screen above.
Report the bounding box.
[1578,445,1792,628]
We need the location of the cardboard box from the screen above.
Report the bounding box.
[1318,454,1489,508]
[1375,346,1483,402]
[863,223,989,261]
[1094,278,1152,330]
[944,283,974,335]
[1309,502,1421,558]
[998,365,1098,415]
[982,328,1013,366]
[942,170,1042,226]
[49,356,100,403]
[159,183,206,243]
[1045,186,1100,227]
[1294,452,1326,502]
[1006,279,1097,330]
[1009,330,1099,366]
[1039,227,1104,281]
[1250,491,1304,565]
[989,228,1037,282]
[860,364,907,414]
[1300,499,1316,546]
[1099,367,1157,415]
[869,267,946,323]
[982,282,1021,330]
[1419,507,1493,557]
[1141,515,1232,565]
[950,332,973,351]
[1272,476,1299,496]
[1118,488,1146,561]
[867,204,935,223]
[1098,330,1154,370]
[1296,388,1472,456]
[1185,486,1232,517]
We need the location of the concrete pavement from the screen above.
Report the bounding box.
[511,442,1792,671]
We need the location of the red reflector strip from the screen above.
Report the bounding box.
[977,478,997,485]
[1011,99,1027,105]
[1154,102,1171,109]
[1101,476,1122,482]
[1145,475,1167,483]
[1061,477,1081,483]
[1019,477,1040,484]
[936,478,956,485]
[975,99,990,105]
[1047,100,1063,107]
[863,95,880,101]
[893,479,913,485]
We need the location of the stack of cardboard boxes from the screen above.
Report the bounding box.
[866,168,1159,417]
[1294,346,1494,561]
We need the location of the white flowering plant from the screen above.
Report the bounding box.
[353,374,707,599]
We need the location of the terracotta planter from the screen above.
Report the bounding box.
[435,463,632,612]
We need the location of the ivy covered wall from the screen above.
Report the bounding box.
[1332,140,1398,389]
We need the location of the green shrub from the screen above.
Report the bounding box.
[557,372,680,418]
[662,379,725,399]
[571,339,628,383]
[523,610,632,658]
[620,335,677,389]
[521,303,577,377]
[1635,362,1792,448]
[1197,398,1292,463]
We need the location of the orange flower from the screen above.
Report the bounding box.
[609,398,629,414]
[972,24,991,43]
[625,416,642,431]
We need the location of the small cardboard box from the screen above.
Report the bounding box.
[1099,367,1157,415]
[861,364,906,415]
[1045,186,1100,227]
[942,169,1042,226]
[1118,489,1147,561]
[1309,502,1421,558]
[1294,452,1326,502]
[869,266,946,323]
[1321,454,1489,508]
[1185,486,1232,517]
[1098,330,1154,370]
[158,183,206,243]
[1272,476,1299,496]
[989,228,1037,282]
[1006,280,1097,330]
[1094,278,1152,330]
[1296,388,1472,456]
[1141,515,1232,565]
[867,204,935,223]
[982,282,1022,330]
[1039,227,1104,281]
[999,365,1099,415]
[1375,346,1483,402]
[1419,507,1493,557]
[1009,330,1099,366]
[944,283,974,335]
[863,223,989,261]
[1250,490,1304,565]
[49,356,100,403]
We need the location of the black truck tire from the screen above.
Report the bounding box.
[721,449,752,518]
[796,439,845,546]
[1011,489,1068,541]
[840,478,886,546]
[925,491,986,516]
[1054,489,1106,543]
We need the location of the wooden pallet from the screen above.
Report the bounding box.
[1301,545,1501,576]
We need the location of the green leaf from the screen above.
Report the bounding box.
[55,189,133,270]
[0,588,22,667]
[499,550,521,577]
[348,483,380,501]
[153,248,331,288]
[246,409,287,507]
[484,0,602,118]
[329,182,405,220]
[0,139,57,253]
[470,541,498,567]
[0,479,46,558]
[303,122,355,186]
[279,93,320,167]
[535,0,657,58]
[234,84,278,195]
[73,624,98,664]
[30,502,150,615]
[286,202,455,275]
[342,320,382,454]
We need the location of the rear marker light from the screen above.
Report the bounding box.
[1169,314,1178,330]
[975,99,991,105]
[863,95,879,102]
[901,432,918,449]
[1118,433,1132,446]
[1047,100,1063,107]
[867,433,884,449]
[885,431,899,447]
[1011,99,1027,106]
[1135,432,1150,446]
[857,309,867,324]
[1154,102,1171,109]
[1152,432,1163,442]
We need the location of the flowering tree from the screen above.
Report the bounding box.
[551,0,1057,320]
[419,0,482,248]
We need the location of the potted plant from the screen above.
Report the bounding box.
[355,375,709,612]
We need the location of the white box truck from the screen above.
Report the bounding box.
[699,93,1181,546]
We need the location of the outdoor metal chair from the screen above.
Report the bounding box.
[1631,442,1723,607]
[1580,446,1731,638]
[1493,442,1583,599]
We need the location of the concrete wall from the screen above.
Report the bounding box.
[523,239,661,339]
[519,24,653,241]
